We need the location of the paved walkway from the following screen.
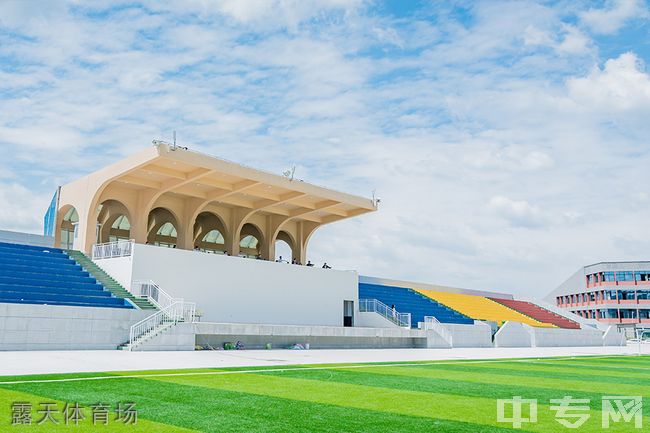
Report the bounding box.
[0,345,647,376]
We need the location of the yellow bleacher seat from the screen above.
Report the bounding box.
[415,289,555,327]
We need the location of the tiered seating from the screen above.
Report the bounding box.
[0,242,132,308]
[415,289,554,328]
[359,282,474,326]
[489,297,581,329]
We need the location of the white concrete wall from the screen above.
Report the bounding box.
[94,255,134,291]
[527,325,605,347]
[0,230,54,248]
[494,321,533,347]
[445,322,493,348]
[129,244,358,327]
[356,312,402,328]
[193,322,430,349]
[0,303,149,350]
[602,326,627,346]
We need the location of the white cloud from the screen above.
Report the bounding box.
[580,0,648,34]
[487,196,545,228]
[556,25,591,54]
[567,52,650,111]
[0,183,49,233]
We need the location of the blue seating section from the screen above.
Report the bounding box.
[0,241,132,309]
[359,282,473,326]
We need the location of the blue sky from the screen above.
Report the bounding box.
[1,0,650,297]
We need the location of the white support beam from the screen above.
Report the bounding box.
[119,175,162,190]
[140,164,188,180]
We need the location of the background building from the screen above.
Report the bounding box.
[548,262,650,327]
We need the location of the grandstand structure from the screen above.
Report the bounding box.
[0,144,627,351]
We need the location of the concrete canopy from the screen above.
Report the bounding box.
[56,143,377,261]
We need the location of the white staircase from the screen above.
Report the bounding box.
[422,315,453,346]
[119,280,196,351]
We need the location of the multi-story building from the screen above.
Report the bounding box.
[548,262,650,325]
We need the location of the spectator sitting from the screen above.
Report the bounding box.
[306,261,314,267]
[322,262,332,269]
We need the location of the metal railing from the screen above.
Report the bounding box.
[128,301,196,350]
[423,315,453,345]
[131,280,177,310]
[127,280,196,351]
[92,239,134,260]
[359,298,411,328]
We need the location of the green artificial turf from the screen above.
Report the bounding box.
[0,355,648,432]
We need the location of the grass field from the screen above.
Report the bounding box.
[0,355,648,432]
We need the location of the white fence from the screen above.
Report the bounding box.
[92,239,134,260]
[359,298,411,328]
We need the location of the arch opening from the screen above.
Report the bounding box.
[97,199,132,244]
[275,230,294,263]
[59,206,79,250]
[108,215,131,242]
[239,223,263,258]
[148,207,180,248]
[193,211,227,253]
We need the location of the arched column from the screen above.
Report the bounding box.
[295,221,321,264]
[177,198,205,250]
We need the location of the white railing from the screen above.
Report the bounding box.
[423,315,453,346]
[359,298,411,328]
[92,239,134,260]
[128,301,195,350]
[127,280,196,350]
[131,280,178,310]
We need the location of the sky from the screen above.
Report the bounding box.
[1,0,650,298]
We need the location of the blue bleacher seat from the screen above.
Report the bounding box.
[359,282,473,327]
[0,241,132,309]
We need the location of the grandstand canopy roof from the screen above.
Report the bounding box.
[57,143,377,257]
[92,144,376,224]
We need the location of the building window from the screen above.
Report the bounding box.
[635,272,650,282]
[618,290,636,301]
[603,272,616,282]
[617,271,634,282]
[620,309,638,319]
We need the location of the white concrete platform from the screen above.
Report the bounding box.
[0,345,648,376]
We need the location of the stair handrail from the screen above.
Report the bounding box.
[92,239,134,260]
[128,301,182,351]
[131,279,180,310]
[423,315,453,345]
[127,279,196,350]
[359,298,411,328]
